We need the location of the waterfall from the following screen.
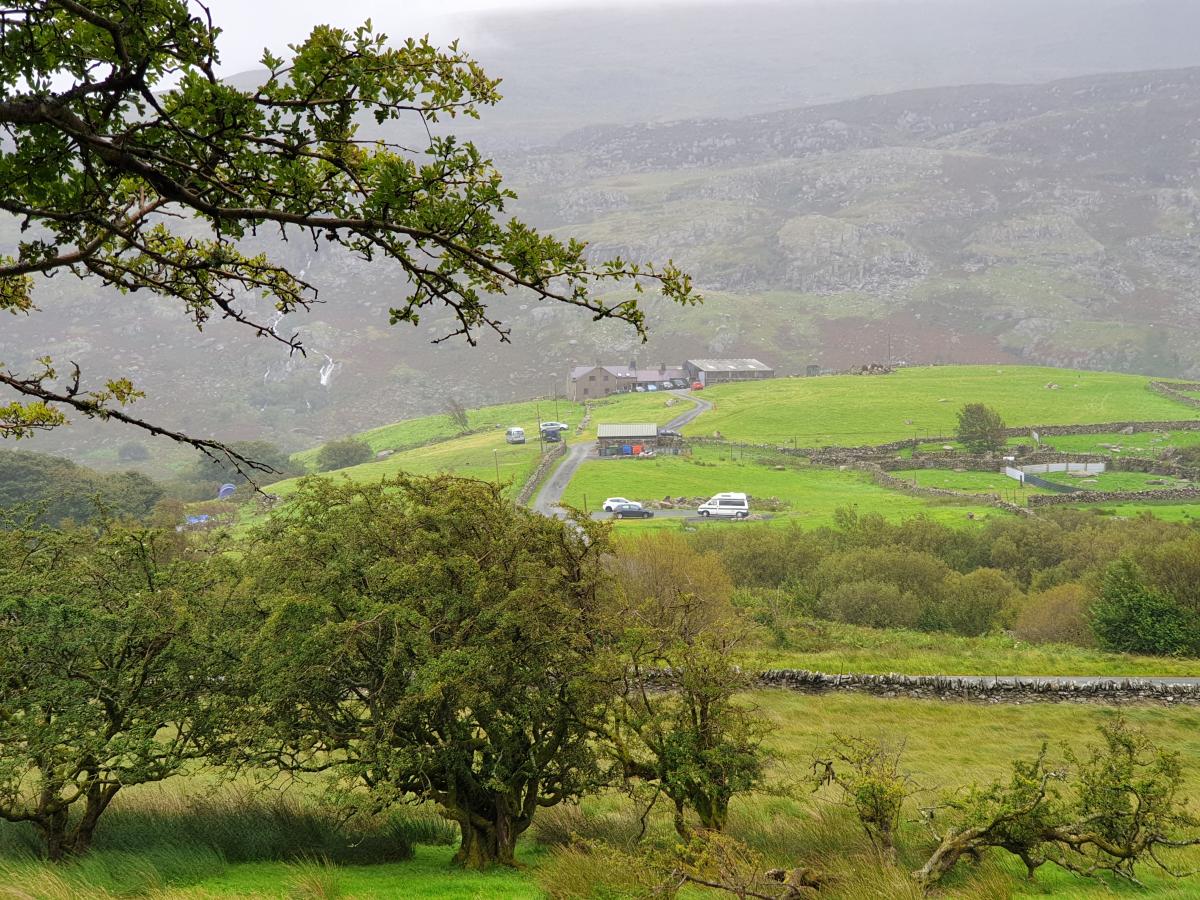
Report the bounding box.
[319,354,337,387]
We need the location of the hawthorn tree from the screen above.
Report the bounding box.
[0,520,239,860]
[0,1,696,470]
[955,403,1007,454]
[239,475,619,868]
[914,717,1200,890]
[605,534,769,837]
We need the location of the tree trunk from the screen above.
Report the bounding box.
[695,795,728,832]
[39,808,70,863]
[451,813,520,869]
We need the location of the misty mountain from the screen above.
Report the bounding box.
[5,0,1200,469]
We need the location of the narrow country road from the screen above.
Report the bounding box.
[531,390,710,518]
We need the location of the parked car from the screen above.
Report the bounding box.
[612,503,654,519]
[646,384,658,391]
[671,379,689,388]
[505,427,525,444]
[691,381,704,390]
[602,497,638,511]
[659,428,681,438]
[661,381,674,389]
[697,491,749,518]
[635,385,646,392]
[540,421,569,432]
[541,428,562,442]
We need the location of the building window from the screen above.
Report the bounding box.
[588,375,596,381]
[582,388,589,396]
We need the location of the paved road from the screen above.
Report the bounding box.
[531,391,710,518]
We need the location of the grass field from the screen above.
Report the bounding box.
[274,430,550,505]
[540,691,1200,899]
[292,398,584,469]
[888,468,1050,497]
[1039,469,1195,491]
[687,366,1200,446]
[750,620,1200,677]
[6,691,1199,898]
[561,446,995,526]
[581,391,695,438]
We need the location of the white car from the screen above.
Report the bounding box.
[540,421,569,432]
[602,497,640,512]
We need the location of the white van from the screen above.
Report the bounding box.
[697,492,749,518]
[505,427,526,444]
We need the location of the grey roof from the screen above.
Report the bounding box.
[597,423,660,439]
[687,358,772,372]
[635,367,686,382]
[570,364,635,380]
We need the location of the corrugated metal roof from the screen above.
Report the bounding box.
[635,367,685,381]
[597,423,660,439]
[687,358,772,372]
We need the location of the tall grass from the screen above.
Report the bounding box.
[0,788,457,897]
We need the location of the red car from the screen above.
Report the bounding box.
[691,381,704,390]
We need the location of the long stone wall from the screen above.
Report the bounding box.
[1027,487,1200,507]
[1148,381,1200,410]
[755,670,1200,705]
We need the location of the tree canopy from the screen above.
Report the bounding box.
[238,475,619,868]
[0,521,240,859]
[0,1,696,469]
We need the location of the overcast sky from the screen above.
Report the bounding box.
[201,0,717,73]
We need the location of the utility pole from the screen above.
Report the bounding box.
[493,448,500,482]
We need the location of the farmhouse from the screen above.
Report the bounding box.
[685,358,774,385]
[568,364,635,400]
[596,423,660,455]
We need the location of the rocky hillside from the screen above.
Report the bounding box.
[5,65,1200,467]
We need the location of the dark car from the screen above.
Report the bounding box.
[659,428,682,438]
[611,503,654,519]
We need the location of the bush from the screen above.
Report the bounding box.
[315,438,373,472]
[941,568,1019,636]
[825,580,923,630]
[1090,559,1196,656]
[1013,583,1096,647]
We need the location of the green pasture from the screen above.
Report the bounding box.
[6,691,1200,898]
[561,446,995,526]
[1039,469,1195,491]
[751,620,1200,678]
[687,365,1199,446]
[271,430,547,506]
[292,398,583,469]
[581,391,695,438]
[888,468,1049,497]
[1038,429,1200,457]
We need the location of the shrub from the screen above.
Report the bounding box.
[941,568,1020,637]
[1013,583,1096,647]
[825,580,923,630]
[1090,559,1196,655]
[315,438,373,472]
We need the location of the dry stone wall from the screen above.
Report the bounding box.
[755,670,1200,705]
[516,443,568,505]
[1027,487,1200,507]
[1148,381,1200,410]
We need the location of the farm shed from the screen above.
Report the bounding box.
[597,423,660,455]
[685,358,774,385]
